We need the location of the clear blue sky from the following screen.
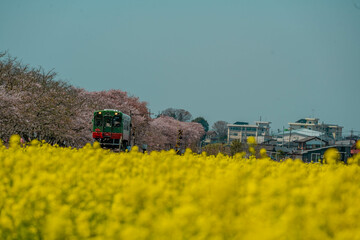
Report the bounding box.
[1,0,360,135]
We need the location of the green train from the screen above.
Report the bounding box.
[92,109,131,150]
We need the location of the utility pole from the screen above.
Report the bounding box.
[175,129,183,154]
[288,127,292,148]
[132,127,136,146]
[245,127,247,143]
[256,127,258,143]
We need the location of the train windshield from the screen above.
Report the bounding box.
[104,117,112,128]
[94,114,103,127]
[113,115,122,127]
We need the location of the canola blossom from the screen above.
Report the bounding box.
[1,136,360,240]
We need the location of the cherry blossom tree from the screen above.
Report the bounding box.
[145,116,204,151]
[82,89,151,146]
[0,52,204,150]
[0,52,88,146]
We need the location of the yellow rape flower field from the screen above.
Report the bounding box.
[1,136,360,240]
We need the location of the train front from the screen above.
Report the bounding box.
[92,110,123,148]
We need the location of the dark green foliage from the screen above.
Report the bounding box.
[192,117,209,132]
[159,108,192,122]
[230,140,244,156]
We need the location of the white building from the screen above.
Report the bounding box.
[288,118,343,140]
[227,121,271,144]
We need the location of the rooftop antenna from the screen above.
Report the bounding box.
[312,109,315,118]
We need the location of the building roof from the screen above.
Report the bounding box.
[290,118,342,128]
[335,140,355,146]
[294,136,328,143]
[300,145,351,154]
[280,128,324,137]
[296,119,307,123]
[274,146,293,153]
[233,121,248,125]
[205,131,217,137]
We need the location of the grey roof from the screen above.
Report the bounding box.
[300,145,351,154]
[279,128,324,137]
[294,136,328,143]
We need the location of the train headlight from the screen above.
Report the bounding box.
[98,112,102,114]
[115,112,118,115]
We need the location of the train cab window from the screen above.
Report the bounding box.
[94,115,103,127]
[113,116,122,127]
[105,117,112,127]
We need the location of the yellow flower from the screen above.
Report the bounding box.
[249,147,256,156]
[9,134,21,148]
[247,136,256,145]
[0,135,359,239]
[260,148,267,158]
[324,148,340,164]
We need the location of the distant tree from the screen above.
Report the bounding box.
[192,117,209,132]
[159,108,192,122]
[212,121,228,142]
